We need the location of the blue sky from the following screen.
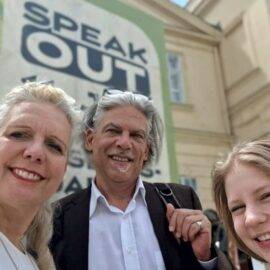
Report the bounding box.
[170,0,189,7]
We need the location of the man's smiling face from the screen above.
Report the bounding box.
[85,105,149,187]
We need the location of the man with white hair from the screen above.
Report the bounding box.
[51,90,231,270]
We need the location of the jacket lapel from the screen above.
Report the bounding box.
[144,182,182,269]
[144,182,205,270]
[63,186,91,270]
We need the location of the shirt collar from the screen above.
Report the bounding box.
[89,176,146,218]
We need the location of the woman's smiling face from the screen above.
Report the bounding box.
[225,162,270,262]
[0,101,71,208]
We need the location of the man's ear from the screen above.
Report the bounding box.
[85,128,94,152]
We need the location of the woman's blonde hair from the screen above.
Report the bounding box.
[212,139,270,262]
[0,82,82,270]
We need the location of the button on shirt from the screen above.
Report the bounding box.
[89,178,166,270]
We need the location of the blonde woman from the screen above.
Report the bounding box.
[0,82,81,270]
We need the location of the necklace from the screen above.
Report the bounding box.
[0,235,38,270]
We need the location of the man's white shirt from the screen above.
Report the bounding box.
[89,178,165,270]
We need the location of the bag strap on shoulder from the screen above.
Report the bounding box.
[154,183,182,208]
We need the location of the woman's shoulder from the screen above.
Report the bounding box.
[0,232,38,270]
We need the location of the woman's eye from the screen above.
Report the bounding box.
[230,205,244,213]
[47,141,63,154]
[261,192,270,201]
[8,131,28,139]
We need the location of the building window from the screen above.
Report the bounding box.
[179,176,197,191]
[167,52,185,104]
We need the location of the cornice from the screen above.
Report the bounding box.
[122,0,222,38]
[186,0,219,16]
[165,24,221,45]
[229,82,270,116]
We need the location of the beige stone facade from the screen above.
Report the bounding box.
[121,0,270,209]
[189,0,270,143]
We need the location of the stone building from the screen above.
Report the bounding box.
[122,0,270,208]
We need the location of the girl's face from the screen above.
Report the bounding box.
[225,162,270,262]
